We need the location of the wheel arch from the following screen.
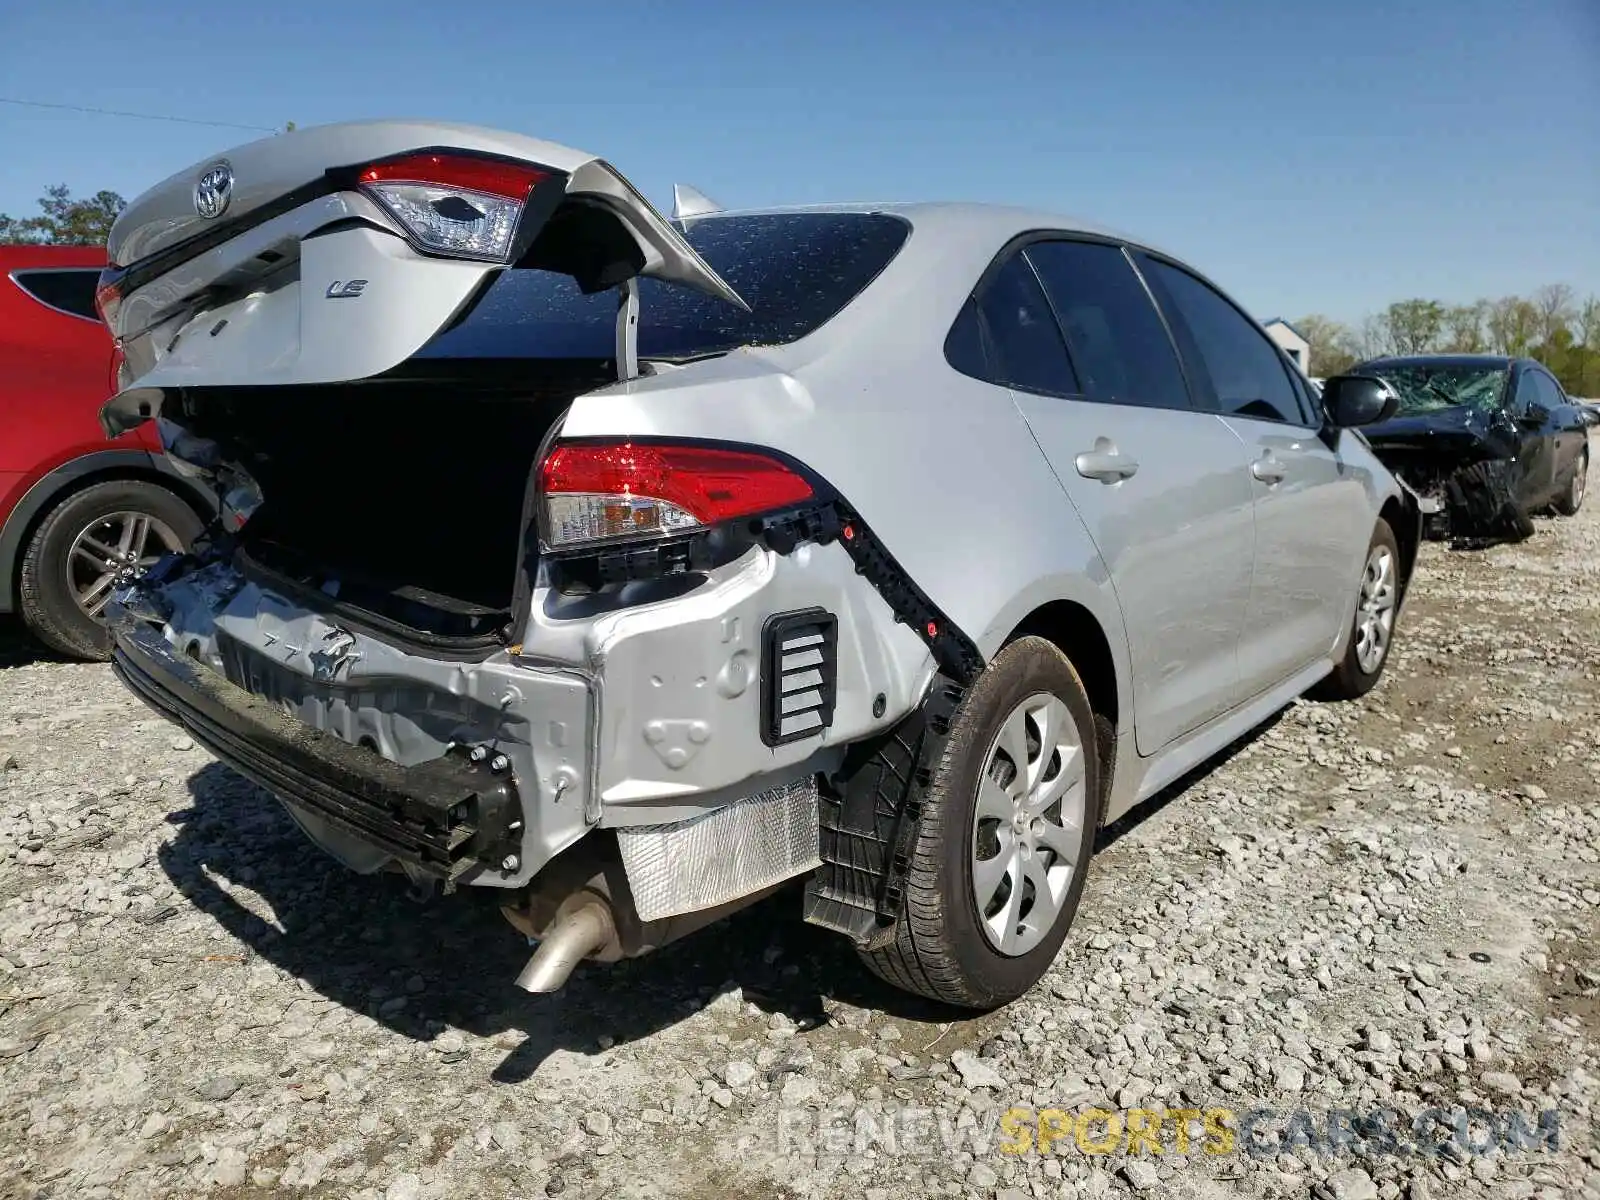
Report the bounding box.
[1000,596,1123,825]
[0,450,216,614]
[1379,490,1421,610]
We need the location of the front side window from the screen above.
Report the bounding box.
[1022,240,1191,411]
[1142,260,1309,425]
[1532,369,1566,410]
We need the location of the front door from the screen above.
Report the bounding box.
[1136,255,1366,697]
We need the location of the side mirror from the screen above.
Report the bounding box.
[1322,374,1400,428]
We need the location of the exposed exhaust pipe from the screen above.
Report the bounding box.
[512,898,615,993]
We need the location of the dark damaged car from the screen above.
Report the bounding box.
[1355,354,1590,541]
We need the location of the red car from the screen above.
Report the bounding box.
[0,244,210,659]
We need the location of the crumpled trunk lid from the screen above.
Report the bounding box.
[98,120,743,434]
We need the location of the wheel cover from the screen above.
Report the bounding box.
[970,691,1088,957]
[67,511,182,619]
[1353,543,1397,676]
[1573,454,1588,509]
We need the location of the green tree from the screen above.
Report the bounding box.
[1442,301,1489,352]
[0,184,126,245]
[1486,296,1541,357]
[1381,299,1447,355]
[1575,295,1600,353]
[1532,283,1575,343]
[1576,297,1600,398]
[1294,314,1359,376]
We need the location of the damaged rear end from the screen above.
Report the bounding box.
[100,121,940,992]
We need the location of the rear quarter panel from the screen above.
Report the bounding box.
[560,209,1138,721]
[0,250,165,611]
[0,255,121,473]
[559,349,1135,725]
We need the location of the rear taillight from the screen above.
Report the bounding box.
[356,152,550,262]
[539,442,815,551]
[94,275,121,329]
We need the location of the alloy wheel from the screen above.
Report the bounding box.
[1354,544,1397,675]
[67,511,182,619]
[970,692,1089,957]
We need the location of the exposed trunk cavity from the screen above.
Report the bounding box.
[163,359,614,646]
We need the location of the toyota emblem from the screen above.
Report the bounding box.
[194,162,233,220]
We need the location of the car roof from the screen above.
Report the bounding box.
[682,201,1179,261]
[0,243,107,271]
[1358,353,1515,370]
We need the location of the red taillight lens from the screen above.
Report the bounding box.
[94,277,121,328]
[539,442,815,550]
[358,153,549,201]
[356,152,551,263]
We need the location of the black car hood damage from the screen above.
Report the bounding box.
[1363,404,1519,462]
[1362,405,1531,542]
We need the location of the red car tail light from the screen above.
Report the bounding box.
[356,152,551,262]
[539,441,815,551]
[94,276,122,329]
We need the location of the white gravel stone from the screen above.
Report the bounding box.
[3,440,1599,1198]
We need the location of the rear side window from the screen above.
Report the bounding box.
[418,212,910,361]
[10,268,101,322]
[1023,240,1191,410]
[1141,259,1309,426]
[970,254,1080,395]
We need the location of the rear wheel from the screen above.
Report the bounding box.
[1554,447,1588,516]
[1310,518,1400,701]
[857,637,1098,1009]
[17,480,202,661]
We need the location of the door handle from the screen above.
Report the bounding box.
[1250,455,1287,485]
[1075,449,1139,483]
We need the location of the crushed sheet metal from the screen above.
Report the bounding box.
[616,776,821,922]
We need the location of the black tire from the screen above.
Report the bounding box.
[1554,447,1588,516]
[1310,518,1401,702]
[17,480,202,661]
[857,636,1100,1010]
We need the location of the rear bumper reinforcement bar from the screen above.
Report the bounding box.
[109,611,522,881]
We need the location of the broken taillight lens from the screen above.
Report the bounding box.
[357,152,550,262]
[94,274,122,330]
[538,441,815,551]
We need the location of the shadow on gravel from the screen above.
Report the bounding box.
[1094,707,1284,852]
[159,704,1287,1081]
[0,616,62,669]
[161,762,961,1082]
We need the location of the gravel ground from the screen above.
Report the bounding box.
[4,449,1600,1200]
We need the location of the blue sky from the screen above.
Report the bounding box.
[2,0,1596,325]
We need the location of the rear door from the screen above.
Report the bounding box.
[97,121,745,433]
[967,237,1256,754]
[1135,253,1369,699]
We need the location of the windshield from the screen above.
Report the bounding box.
[418,212,911,362]
[1369,363,1509,416]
